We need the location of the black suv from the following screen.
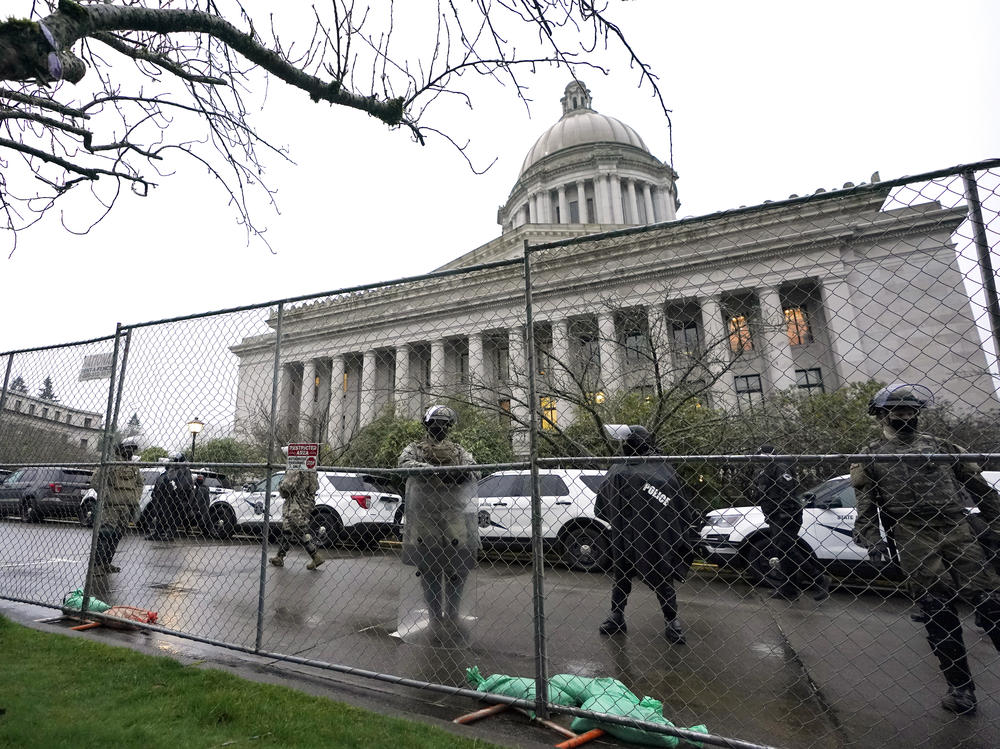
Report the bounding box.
[0,467,94,522]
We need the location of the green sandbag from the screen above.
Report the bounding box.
[550,673,639,704]
[465,666,576,709]
[571,693,708,748]
[62,588,111,613]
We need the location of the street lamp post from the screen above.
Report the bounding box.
[187,418,204,462]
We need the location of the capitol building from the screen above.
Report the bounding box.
[232,81,996,449]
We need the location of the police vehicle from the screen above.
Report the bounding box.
[699,471,1000,581]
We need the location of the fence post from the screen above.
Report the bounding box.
[963,169,1000,372]
[81,324,124,613]
[0,353,13,437]
[256,302,285,653]
[523,239,550,719]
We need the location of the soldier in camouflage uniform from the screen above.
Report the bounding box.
[269,454,323,570]
[90,437,143,574]
[851,384,1000,715]
[398,405,480,639]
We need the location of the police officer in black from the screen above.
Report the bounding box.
[146,453,194,541]
[754,444,830,601]
[595,425,697,644]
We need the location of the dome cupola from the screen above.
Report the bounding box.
[499,80,678,233]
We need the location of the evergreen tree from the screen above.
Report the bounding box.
[124,413,142,438]
[9,375,27,394]
[38,376,58,402]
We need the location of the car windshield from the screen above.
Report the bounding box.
[3,469,26,485]
[254,473,284,493]
[326,474,377,492]
[804,478,856,509]
[579,474,607,493]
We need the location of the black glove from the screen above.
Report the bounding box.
[867,541,890,562]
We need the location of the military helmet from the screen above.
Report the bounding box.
[117,436,140,455]
[423,405,458,429]
[623,425,657,456]
[868,383,935,415]
[168,450,186,462]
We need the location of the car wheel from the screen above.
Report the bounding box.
[309,508,343,549]
[20,499,43,524]
[738,533,776,586]
[207,505,237,540]
[559,525,608,572]
[78,499,96,527]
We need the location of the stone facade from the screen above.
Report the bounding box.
[230,84,997,452]
[1,391,104,452]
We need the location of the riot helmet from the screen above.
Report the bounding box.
[117,436,140,458]
[168,450,186,462]
[623,425,657,457]
[867,384,934,416]
[423,405,458,441]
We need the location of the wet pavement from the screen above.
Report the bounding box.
[2,520,999,748]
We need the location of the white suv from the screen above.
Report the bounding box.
[476,469,608,571]
[699,471,1000,581]
[210,471,402,547]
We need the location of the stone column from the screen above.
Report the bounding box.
[468,331,485,404]
[700,295,734,411]
[550,319,573,428]
[430,339,447,394]
[529,193,537,223]
[359,350,378,427]
[557,186,569,224]
[626,179,640,224]
[647,303,674,390]
[508,327,530,450]
[298,359,317,439]
[326,354,345,446]
[820,277,869,386]
[577,181,589,223]
[394,345,411,418]
[610,176,625,224]
[595,175,610,223]
[758,286,797,392]
[642,183,656,225]
[598,311,620,395]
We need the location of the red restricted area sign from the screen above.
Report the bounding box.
[286,443,319,471]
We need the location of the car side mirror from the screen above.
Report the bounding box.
[814,497,835,510]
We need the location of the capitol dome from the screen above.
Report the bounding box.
[499,80,678,233]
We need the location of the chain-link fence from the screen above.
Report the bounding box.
[3,160,1000,748]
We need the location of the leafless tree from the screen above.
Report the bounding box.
[0,1,668,254]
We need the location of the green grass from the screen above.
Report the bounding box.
[0,615,499,748]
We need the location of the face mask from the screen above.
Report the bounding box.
[887,416,918,435]
[426,423,450,442]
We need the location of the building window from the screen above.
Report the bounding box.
[66,414,72,424]
[14,400,21,411]
[80,438,88,449]
[622,326,648,368]
[28,404,35,415]
[785,307,813,346]
[795,368,825,394]
[671,322,700,358]
[586,198,595,220]
[734,374,763,409]
[495,346,510,385]
[569,201,579,223]
[728,315,753,353]
[42,407,48,418]
[55,411,61,420]
[540,396,557,430]
[83,417,92,428]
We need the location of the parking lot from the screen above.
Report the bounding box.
[2,519,998,748]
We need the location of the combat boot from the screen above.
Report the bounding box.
[664,619,686,645]
[598,612,627,635]
[941,686,976,715]
[811,574,831,602]
[306,553,324,571]
[268,554,285,567]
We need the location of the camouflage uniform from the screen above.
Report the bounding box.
[851,431,1000,701]
[90,462,143,573]
[271,469,322,568]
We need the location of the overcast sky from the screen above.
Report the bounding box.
[3,1,999,445]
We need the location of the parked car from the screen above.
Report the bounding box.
[698,471,1000,582]
[0,466,93,523]
[475,469,608,571]
[206,471,402,546]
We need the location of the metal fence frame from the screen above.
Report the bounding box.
[3,158,1000,749]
